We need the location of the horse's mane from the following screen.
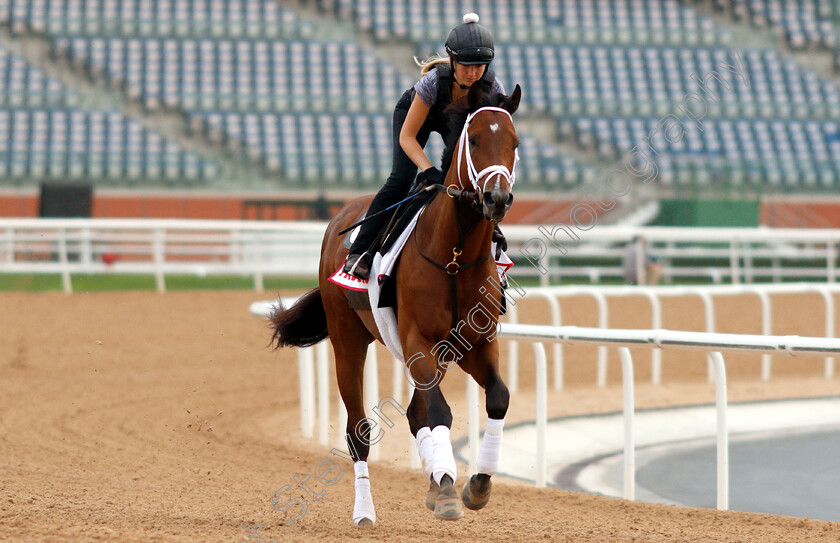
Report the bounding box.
[439,90,511,174]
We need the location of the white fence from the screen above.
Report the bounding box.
[507,283,840,390]
[250,284,840,512]
[501,224,840,285]
[0,218,325,292]
[5,219,840,291]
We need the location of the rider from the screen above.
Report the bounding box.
[343,13,506,280]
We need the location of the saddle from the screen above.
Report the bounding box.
[335,183,438,310]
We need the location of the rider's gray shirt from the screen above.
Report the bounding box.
[414,69,506,107]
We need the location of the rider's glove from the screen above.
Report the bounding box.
[417,167,445,186]
[492,224,507,260]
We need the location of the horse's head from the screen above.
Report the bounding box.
[452,83,522,222]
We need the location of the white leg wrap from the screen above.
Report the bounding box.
[352,461,376,525]
[431,425,457,486]
[476,418,505,475]
[415,427,434,481]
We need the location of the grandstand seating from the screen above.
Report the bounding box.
[2,0,840,192]
[186,110,595,188]
[52,36,416,113]
[317,0,733,46]
[564,115,840,189]
[0,42,218,185]
[693,0,839,52]
[0,106,218,184]
[487,44,840,119]
[0,46,77,107]
[1,0,312,39]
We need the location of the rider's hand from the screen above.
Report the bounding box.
[492,224,507,259]
[418,167,445,186]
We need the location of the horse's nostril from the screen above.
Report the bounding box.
[506,193,514,208]
[483,191,493,204]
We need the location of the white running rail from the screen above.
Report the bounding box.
[506,283,840,391]
[5,219,840,291]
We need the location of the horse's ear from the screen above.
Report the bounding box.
[504,84,522,115]
[467,82,483,109]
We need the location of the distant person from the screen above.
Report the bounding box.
[623,235,663,285]
[343,13,507,279]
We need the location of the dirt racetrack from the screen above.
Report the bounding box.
[2,289,840,542]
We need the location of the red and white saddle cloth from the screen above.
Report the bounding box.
[329,207,513,362]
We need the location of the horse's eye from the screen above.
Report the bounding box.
[468,136,477,147]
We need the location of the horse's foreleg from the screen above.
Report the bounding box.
[462,366,509,510]
[421,384,463,520]
[406,344,463,520]
[407,390,439,511]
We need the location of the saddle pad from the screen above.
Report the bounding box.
[327,204,425,292]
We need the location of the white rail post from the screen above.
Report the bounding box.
[467,376,480,475]
[818,287,835,379]
[696,290,716,382]
[589,290,609,387]
[639,288,662,384]
[3,228,13,264]
[153,228,166,293]
[316,341,330,446]
[540,252,550,287]
[710,351,729,511]
[58,228,72,294]
[337,397,348,449]
[618,347,635,500]
[506,302,519,393]
[533,342,547,488]
[391,356,404,406]
[729,237,740,285]
[535,292,563,390]
[80,226,92,267]
[253,229,264,293]
[749,288,772,381]
[365,343,379,461]
[298,347,315,439]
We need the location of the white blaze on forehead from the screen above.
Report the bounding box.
[489,123,499,133]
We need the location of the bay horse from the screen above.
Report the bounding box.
[269,82,521,525]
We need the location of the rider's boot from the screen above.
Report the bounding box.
[343,252,372,280]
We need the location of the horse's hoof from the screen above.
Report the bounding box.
[434,476,464,520]
[461,473,492,510]
[425,480,440,511]
[354,517,374,527]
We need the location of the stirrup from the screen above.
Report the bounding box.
[343,253,372,280]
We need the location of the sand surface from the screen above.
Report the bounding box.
[1,290,839,542]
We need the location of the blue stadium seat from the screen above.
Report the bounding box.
[1,0,314,39]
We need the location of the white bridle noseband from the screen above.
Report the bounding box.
[455,106,519,195]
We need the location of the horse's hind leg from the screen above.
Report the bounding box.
[332,334,379,526]
[460,355,510,511]
[323,289,378,526]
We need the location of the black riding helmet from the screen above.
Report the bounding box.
[444,13,494,66]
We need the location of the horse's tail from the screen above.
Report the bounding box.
[269,288,328,349]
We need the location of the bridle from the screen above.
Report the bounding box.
[454,106,519,199]
[414,105,518,333]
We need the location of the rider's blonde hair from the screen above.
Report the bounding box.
[414,54,450,74]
